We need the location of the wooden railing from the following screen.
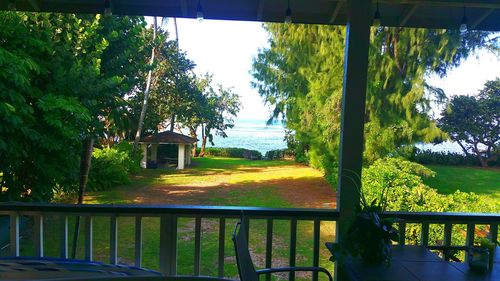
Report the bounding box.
[383,211,500,261]
[0,203,498,280]
[0,203,339,281]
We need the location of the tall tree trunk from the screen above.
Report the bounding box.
[133,17,158,152]
[170,114,175,131]
[473,143,487,167]
[199,124,206,157]
[189,127,198,157]
[72,137,94,259]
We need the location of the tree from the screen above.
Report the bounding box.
[438,79,499,166]
[0,12,151,201]
[252,24,498,184]
[199,85,241,157]
[133,17,159,152]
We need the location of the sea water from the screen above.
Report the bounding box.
[199,118,463,155]
[201,119,287,154]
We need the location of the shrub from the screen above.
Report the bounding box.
[197,147,262,159]
[362,157,497,259]
[409,148,480,166]
[265,149,294,160]
[87,142,140,191]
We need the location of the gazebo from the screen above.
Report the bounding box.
[139,131,197,170]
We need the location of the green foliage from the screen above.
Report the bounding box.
[409,148,481,166]
[88,143,139,191]
[196,147,262,159]
[0,12,152,201]
[265,149,294,160]
[362,158,498,258]
[438,78,500,167]
[252,24,497,185]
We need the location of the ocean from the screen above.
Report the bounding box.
[200,119,463,155]
[201,119,287,154]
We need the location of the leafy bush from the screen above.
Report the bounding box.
[409,148,480,166]
[197,147,262,159]
[362,157,497,259]
[265,149,294,160]
[87,142,140,191]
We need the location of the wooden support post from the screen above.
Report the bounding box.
[178,144,186,170]
[337,0,372,239]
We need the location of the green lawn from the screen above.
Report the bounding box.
[11,157,336,281]
[423,165,500,207]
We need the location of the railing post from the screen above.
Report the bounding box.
[135,216,143,268]
[265,219,273,281]
[490,224,498,244]
[312,220,320,281]
[289,219,297,281]
[398,222,406,245]
[34,214,44,257]
[421,223,429,247]
[60,215,68,259]
[218,218,226,278]
[443,223,452,260]
[194,217,202,276]
[160,215,177,275]
[10,213,19,257]
[110,215,118,264]
[465,223,475,262]
[85,216,93,261]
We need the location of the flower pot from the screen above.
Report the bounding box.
[468,247,490,273]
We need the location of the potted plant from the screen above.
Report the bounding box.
[331,174,399,266]
[468,238,496,272]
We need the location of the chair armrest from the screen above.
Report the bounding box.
[256,266,333,281]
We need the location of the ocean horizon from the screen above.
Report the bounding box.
[195,118,463,155]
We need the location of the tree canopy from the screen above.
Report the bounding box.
[438,78,500,166]
[252,24,498,184]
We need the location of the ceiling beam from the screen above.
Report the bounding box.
[399,4,418,26]
[27,0,40,11]
[329,1,343,24]
[180,0,188,17]
[470,8,495,29]
[257,0,264,21]
[381,0,500,9]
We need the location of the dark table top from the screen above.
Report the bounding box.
[0,257,161,280]
[325,243,499,281]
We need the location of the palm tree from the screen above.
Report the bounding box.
[133,17,158,152]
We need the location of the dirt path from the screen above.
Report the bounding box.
[87,160,337,209]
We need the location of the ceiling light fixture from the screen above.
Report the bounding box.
[285,0,292,24]
[459,6,468,33]
[373,1,381,27]
[8,0,16,11]
[196,0,204,22]
[104,0,112,16]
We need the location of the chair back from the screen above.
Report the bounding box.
[232,221,259,281]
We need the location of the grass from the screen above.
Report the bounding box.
[10,157,336,281]
[423,165,500,206]
[8,158,498,280]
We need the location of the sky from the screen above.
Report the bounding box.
[160,18,500,120]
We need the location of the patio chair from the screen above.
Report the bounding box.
[232,221,333,281]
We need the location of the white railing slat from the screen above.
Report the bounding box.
[85,216,93,261]
[110,216,118,264]
[10,213,19,257]
[160,215,177,275]
[289,219,297,281]
[135,216,143,268]
[34,214,44,257]
[421,222,429,247]
[194,217,202,276]
[217,218,225,278]
[60,215,68,259]
[265,219,273,281]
